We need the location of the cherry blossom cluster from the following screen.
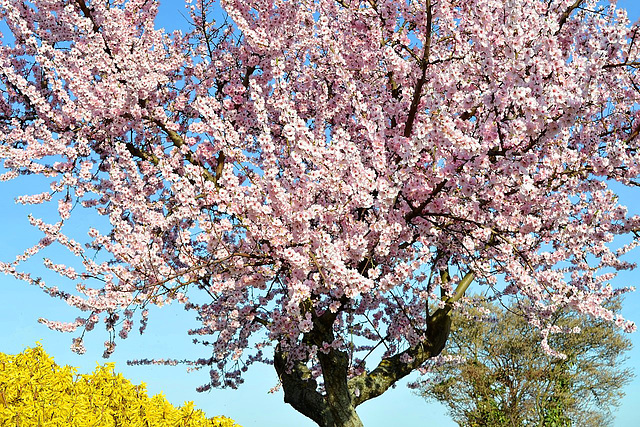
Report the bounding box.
[1,0,640,392]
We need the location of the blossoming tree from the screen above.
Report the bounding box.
[1,0,639,425]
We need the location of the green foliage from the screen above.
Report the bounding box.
[420,299,633,427]
[0,344,239,426]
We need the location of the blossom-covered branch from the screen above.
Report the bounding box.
[1,0,640,425]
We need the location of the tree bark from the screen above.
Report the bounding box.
[316,347,364,427]
[275,303,365,427]
[274,349,335,426]
[274,347,365,426]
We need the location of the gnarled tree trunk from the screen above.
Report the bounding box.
[274,302,456,427]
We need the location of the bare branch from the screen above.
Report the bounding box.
[403,0,432,138]
[555,0,585,35]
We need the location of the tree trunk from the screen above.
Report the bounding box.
[273,305,456,426]
[273,274,473,425]
[274,346,364,426]
[274,301,366,427]
[317,347,364,427]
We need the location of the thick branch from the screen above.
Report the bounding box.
[316,347,363,427]
[75,0,114,58]
[275,298,363,427]
[125,142,160,165]
[403,0,432,138]
[75,0,100,33]
[287,299,363,427]
[214,151,226,188]
[624,123,640,144]
[242,66,256,88]
[348,272,474,407]
[151,119,222,185]
[603,61,640,69]
[274,349,333,426]
[446,271,474,304]
[555,0,584,35]
[348,314,450,407]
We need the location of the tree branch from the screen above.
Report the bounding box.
[555,0,584,35]
[348,272,474,407]
[74,1,225,188]
[403,0,432,138]
[274,349,333,427]
[275,297,359,426]
[348,319,449,407]
[151,119,222,185]
[75,0,100,33]
[447,271,474,304]
[124,142,160,165]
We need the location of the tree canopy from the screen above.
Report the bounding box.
[1,0,639,425]
[419,299,633,426]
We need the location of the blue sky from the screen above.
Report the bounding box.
[2,1,640,426]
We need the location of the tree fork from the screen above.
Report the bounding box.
[275,273,474,426]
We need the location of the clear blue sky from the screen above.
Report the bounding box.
[2,1,640,426]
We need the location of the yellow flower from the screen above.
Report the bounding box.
[0,344,239,427]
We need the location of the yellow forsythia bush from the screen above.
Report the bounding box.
[0,344,239,427]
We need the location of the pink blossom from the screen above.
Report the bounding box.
[0,0,638,420]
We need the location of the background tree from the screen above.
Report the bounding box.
[419,298,633,427]
[0,0,640,426]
